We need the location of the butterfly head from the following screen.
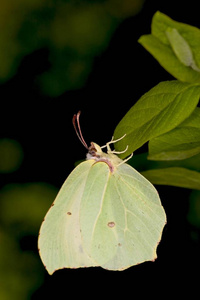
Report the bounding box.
[86,142,103,160]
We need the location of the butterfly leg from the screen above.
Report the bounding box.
[101,134,127,153]
[111,145,128,154]
[117,152,133,166]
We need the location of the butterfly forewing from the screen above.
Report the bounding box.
[38,160,97,274]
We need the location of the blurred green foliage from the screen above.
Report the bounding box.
[0,136,58,298]
[0,182,58,299]
[0,139,23,173]
[0,183,58,236]
[0,0,144,96]
[0,230,42,300]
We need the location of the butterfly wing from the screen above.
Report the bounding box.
[39,159,166,273]
[80,162,118,265]
[80,162,166,270]
[103,163,166,270]
[38,160,97,275]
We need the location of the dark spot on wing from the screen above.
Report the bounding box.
[67,212,72,215]
[107,221,115,228]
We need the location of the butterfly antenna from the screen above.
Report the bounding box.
[72,111,89,149]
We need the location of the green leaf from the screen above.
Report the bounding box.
[148,107,200,160]
[129,152,200,173]
[165,28,200,72]
[113,81,200,158]
[141,167,200,190]
[138,11,200,83]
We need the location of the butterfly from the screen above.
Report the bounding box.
[38,111,166,274]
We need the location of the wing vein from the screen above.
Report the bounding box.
[118,173,164,222]
[90,171,110,240]
[114,180,156,257]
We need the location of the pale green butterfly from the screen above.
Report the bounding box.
[38,111,166,274]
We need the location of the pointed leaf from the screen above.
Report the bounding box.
[114,81,200,158]
[138,11,200,83]
[129,152,200,174]
[141,167,200,190]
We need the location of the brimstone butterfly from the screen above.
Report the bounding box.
[38,111,166,274]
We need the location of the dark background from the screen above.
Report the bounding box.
[0,0,199,298]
